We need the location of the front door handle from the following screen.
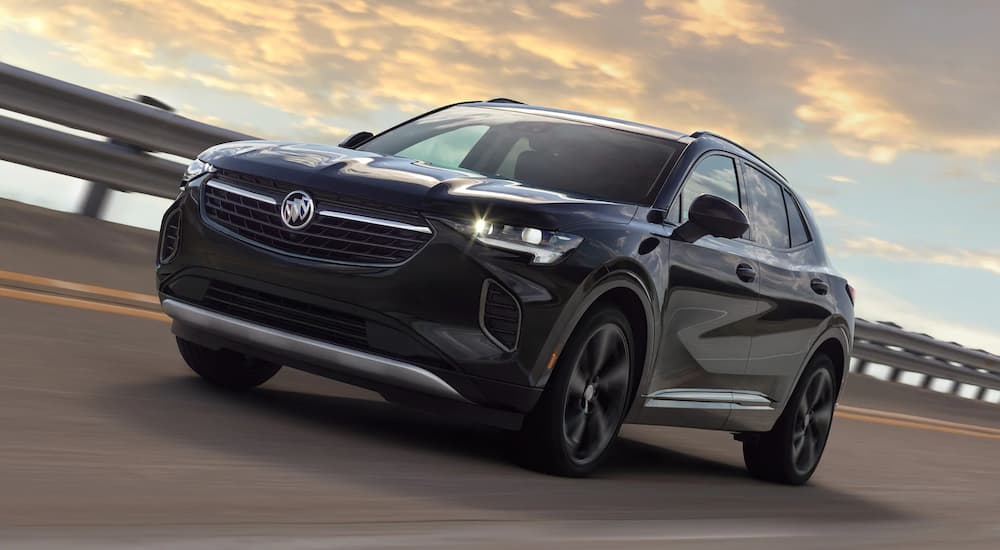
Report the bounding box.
[810,278,830,295]
[736,263,756,283]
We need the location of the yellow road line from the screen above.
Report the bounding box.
[838,405,1000,436]
[0,286,169,323]
[0,269,159,305]
[835,410,1000,441]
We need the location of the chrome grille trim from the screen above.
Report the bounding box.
[205,179,277,205]
[201,177,434,265]
[318,209,433,234]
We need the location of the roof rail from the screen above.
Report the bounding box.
[486,97,525,104]
[688,130,785,180]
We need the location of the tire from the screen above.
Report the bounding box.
[518,305,634,477]
[176,337,282,391]
[742,353,837,485]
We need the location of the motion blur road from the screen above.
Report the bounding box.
[0,199,997,549]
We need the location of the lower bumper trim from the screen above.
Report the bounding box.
[161,299,470,403]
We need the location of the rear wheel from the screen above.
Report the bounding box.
[742,353,837,485]
[176,338,282,390]
[518,305,633,477]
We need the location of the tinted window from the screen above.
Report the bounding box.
[395,125,489,170]
[359,106,680,204]
[745,166,790,248]
[677,155,741,223]
[784,189,811,247]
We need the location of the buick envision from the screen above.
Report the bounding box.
[156,100,854,484]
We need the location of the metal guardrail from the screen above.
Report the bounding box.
[0,63,255,159]
[0,62,258,203]
[0,62,997,401]
[0,115,184,198]
[854,319,1000,398]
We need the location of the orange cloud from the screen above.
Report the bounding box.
[645,0,787,47]
[3,0,1000,169]
[796,64,1000,162]
[842,237,1000,276]
[806,200,839,218]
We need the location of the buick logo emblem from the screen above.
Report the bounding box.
[280,191,315,229]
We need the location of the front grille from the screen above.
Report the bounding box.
[480,280,521,351]
[159,209,181,264]
[202,175,433,265]
[199,281,368,349]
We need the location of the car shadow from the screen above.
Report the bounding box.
[97,373,906,523]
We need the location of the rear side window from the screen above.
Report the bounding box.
[784,189,811,247]
[670,155,741,224]
[745,166,790,248]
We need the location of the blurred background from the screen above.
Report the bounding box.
[0,1,997,548]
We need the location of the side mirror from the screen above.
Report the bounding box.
[339,131,374,149]
[673,194,749,243]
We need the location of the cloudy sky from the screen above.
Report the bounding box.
[1,0,999,352]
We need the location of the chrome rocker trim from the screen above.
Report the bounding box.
[643,388,774,411]
[161,299,469,403]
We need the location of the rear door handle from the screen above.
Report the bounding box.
[736,263,756,283]
[810,278,829,295]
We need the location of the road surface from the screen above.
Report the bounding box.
[0,199,997,549]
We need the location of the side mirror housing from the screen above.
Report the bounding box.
[339,131,374,149]
[673,194,749,243]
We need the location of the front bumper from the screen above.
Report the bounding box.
[155,181,592,417]
[163,299,468,402]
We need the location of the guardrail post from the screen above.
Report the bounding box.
[80,95,174,218]
[80,180,110,218]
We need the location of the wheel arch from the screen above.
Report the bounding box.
[532,266,658,412]
[785,322,852,407]
[815,336,848,397]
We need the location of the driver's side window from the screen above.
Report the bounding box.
[667,155,741,224]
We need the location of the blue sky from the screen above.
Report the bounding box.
[1,0,998,352]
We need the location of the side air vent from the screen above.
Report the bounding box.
[159,209,181,264]
[480,280,521,351]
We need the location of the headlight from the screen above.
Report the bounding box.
[182,159,216,183]
[445,218,583,264]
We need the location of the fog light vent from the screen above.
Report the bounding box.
[159,209,181,264]
[480,280,521,351]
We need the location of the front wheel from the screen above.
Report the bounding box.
[176,338,282,391]
[742,353,837,485]
[518,305,634,477]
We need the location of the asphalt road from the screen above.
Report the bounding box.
[0,199,997,549]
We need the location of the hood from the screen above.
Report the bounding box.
[200,141,637,230]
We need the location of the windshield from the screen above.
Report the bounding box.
[357,105,681,204]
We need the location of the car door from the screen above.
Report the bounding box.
[639,153,762,429]
[734,162,836,430]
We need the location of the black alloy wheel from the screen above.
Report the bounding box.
[742,353,837,485]
[518,305,633,477]
[177,337,282,390]
[791,367,835,476]
[562,323,631,465]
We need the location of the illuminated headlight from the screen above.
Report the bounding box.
[445,218,583,264]
[181,159,216,183]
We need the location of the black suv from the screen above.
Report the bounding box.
[156,100,854,484]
